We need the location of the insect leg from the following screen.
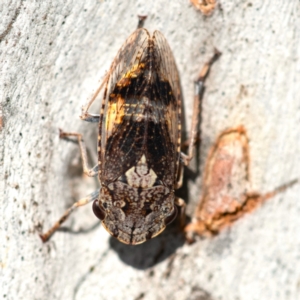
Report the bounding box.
[59,129,98,177]
[175,163,184,189]
[80,71,110,122]
[181,49,221,166]
[39,189,100,242]
[81,15,147,123]
[80,113,100,123]
[175,197,186,228]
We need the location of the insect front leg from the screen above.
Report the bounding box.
[39,189,100,242]
[59,130,99,177]
[181,49,221,166]
[80,73,110,123]
[80,113,100,123]
[81,15,147,124]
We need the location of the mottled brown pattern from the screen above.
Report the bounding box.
[38,26,221,244]
[96,29,182,244]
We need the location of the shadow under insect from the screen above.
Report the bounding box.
[109,216,186,269]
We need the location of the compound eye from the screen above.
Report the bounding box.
[164,206,178,226]
[92,200,106,220]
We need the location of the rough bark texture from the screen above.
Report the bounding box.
[1,1,300,299]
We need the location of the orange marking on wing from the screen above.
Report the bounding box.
[106,96,125,134]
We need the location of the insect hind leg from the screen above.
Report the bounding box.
[39,189,100,242]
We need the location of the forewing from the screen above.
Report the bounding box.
[99,29,182,186]
[98,29,150,179]
[152,30,182,151]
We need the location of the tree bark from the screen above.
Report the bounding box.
[1,0,300,299]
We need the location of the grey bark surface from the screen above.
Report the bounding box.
[1,1,300,299]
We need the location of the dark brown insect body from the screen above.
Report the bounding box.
[39,20,220,245]
[95,29,182,244]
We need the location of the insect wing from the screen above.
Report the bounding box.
[152,30,182,164]
[99,29,182,187]
[98,28,150,181]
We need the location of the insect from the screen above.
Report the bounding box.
[185,126,298,242]
[39,17,220,245]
